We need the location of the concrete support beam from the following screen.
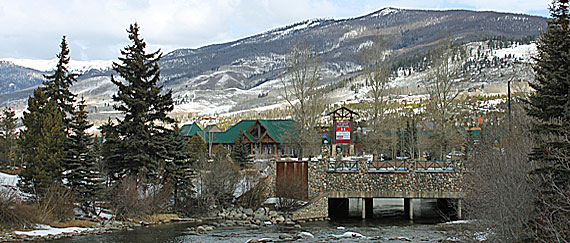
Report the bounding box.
[361,198,366,219]
[404,198,413,220]
[457,199,462,219]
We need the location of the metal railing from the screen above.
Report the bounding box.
[368,160,407,172]
[327,160,359,172]
[414,160,455,172]
[326,160,459,173]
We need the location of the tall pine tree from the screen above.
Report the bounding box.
[62,98,104,212]
[110,23,174,179]
[100,119,123,183]
[526,0,570,241]
[19,88,66,196]
[164,125,192,211]
[0,107,18,169]
[43,36,78,129]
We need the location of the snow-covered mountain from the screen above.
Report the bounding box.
[0,58,113,73]
[0,7,546,119]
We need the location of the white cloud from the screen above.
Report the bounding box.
[0,0,549,61]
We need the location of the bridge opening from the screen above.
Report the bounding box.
[328,198,459,220]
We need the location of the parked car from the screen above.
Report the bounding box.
[446,151,465,160]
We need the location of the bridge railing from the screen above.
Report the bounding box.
[327,160,359,172]
[368,160,407,172]
[326,160,460,173]
[414,160,455,172]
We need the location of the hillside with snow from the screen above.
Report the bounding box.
[0,7,545,121]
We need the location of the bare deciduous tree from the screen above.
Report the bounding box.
[360,35,395,158]
[281,42,324,157]
[463,105,537,242]
[421,37,465,159]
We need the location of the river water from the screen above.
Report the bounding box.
[52,199,467,243]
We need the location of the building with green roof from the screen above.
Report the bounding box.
[180,119,298,156]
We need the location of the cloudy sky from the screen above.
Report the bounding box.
[0,0,550,61]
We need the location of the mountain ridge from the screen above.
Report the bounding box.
[0,7,547,118]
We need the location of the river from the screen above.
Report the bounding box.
[51,199,467,242]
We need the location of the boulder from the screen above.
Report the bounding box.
[243,208,254,215]
[254,207,266,216]
[275,216,285,223]
[196,226,207,234]
[279,233,293,239]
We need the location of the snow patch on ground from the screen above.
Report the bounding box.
[0,172,18,187]
[492,43,537,60]
[371,7,400,17]
[331,232,365,238]
[441,220,470,225]
[13,226,95,237]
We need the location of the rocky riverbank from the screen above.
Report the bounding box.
[0,206,328,242]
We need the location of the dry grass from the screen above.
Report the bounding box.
[142,214,180,223]
[50,220,100,228]
[0,168,20,175]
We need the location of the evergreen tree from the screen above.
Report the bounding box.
[42,36,78,128]
[526,0,570,241]
[0,107,18,169]
[100,119,123,183]
[19,88,66,196]
[231,133,250,167]
[188,135,207,165]
[62,98,104,212]
[165,125,192,211]
[110,23,174,179]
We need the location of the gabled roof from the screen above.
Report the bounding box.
[180,119,298,145]
[257,119,296,144]
[211,120,257,144]
[204,124,222,133]
[180,122,203,137]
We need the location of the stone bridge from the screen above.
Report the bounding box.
[273,159,464,221]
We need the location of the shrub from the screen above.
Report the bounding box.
[236,171,268,208]
[36,184,75,223]
[0,187,38,229]
[109,175,172,220]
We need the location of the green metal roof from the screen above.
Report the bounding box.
[180,122,203,137]
[211,120,256,144]
[204,124,220,133]
[258,119,296,143]
[180,119,298,145]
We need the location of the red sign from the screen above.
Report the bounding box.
[336,121,351,144]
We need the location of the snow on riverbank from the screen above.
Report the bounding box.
[13,225,95,237]
[0,172,18,187]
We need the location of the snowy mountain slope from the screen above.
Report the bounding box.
[0,58,113,73]
[1,8,546,119]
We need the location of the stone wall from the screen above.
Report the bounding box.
[324,159,464,198]
[290,193,329,221]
